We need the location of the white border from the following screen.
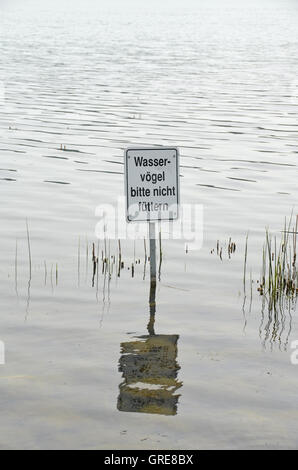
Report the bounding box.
[124,146,180,223]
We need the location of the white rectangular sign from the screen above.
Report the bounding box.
[124,147,179,222]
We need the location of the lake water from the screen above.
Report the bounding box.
[0,0,298,450]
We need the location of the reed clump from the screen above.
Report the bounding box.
[210,238,236,260]
[257,215,298,311]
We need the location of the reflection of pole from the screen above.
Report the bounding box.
[148,222,156,335]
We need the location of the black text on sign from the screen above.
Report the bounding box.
[124,147,180,222]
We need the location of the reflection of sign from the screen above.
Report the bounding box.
[117,334,182,416]
[124,147,179,222]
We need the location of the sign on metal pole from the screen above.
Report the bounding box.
[124,147,179,223]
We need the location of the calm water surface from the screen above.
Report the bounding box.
[0,0,298,449]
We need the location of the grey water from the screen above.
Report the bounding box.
[0,0,298,449]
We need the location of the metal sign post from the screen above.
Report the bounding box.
[148,221,156,335]
[124,146,180,323]
[149,222,156,286]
